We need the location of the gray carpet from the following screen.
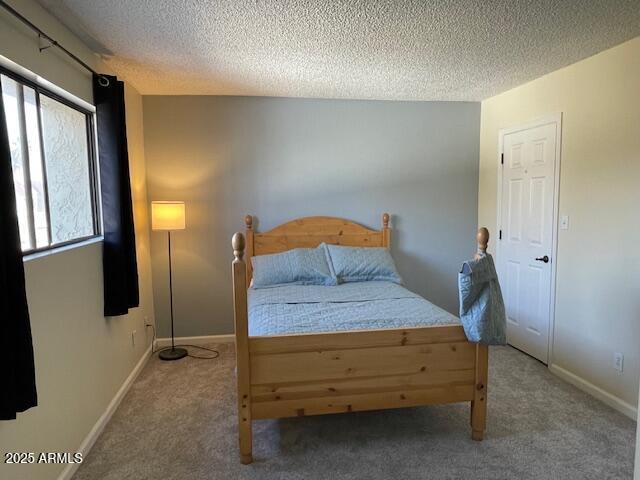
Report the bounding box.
[72,344,636,480]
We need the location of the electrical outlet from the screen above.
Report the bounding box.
[131,330,137,347]
[614,352,624,372]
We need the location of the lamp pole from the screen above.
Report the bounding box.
[159,228,187,361]
[168,230,174,349]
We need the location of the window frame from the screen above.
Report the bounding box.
[0,64,101,256]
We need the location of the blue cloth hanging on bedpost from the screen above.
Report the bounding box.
[458,253,507,345]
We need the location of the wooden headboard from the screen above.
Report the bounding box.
[241,214,391,283]
[232,216,491,291]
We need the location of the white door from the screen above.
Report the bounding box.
[499,118,559,364]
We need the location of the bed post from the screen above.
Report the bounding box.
[232,232,252,464]
[382,213,390,248]
[245,215,254,288]
[471,227,490,441]
[471,344,488,440]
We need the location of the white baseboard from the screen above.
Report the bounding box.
[154,334,235,349]
[549,363,637,420]
[57,343,153,480]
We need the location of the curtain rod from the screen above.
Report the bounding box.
[0,0,109,86]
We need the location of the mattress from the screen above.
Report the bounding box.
[248,281,460,337]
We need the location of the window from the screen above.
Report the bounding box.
[1,69,100,254]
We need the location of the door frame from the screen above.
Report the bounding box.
[495,113,562,365]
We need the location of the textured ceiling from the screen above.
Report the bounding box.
[36,0,640,101]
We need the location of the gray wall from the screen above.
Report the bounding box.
[143,96,480,337]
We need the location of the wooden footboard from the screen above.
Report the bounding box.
[231,215,490,464]
[249,327,486,420]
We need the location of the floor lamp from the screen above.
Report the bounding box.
[151,201,188,361]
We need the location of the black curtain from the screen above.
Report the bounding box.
[93,74,139,316]
[0,93,37,420]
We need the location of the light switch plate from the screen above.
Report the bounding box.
[560,215,569,230]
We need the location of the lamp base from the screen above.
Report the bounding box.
[159,347,188,361]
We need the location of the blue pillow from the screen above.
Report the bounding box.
[324,244,403,284]
[251,245,337,288]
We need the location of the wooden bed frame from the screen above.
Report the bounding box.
[231,214,489,464]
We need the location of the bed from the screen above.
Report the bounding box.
[231,214,489,464]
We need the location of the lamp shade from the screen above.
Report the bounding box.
[151,201,185,231]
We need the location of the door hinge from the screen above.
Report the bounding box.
[501,153,504,165]
[499,229,502,240]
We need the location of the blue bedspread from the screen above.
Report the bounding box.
[248,281,459,337]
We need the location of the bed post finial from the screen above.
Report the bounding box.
[382,213,391,248]
[245,215,253,230]
[476,227,489,258]
[232,232,246,261]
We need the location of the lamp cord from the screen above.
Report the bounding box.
[147,323,220,360]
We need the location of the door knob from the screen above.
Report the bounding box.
[535,255,550,263]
